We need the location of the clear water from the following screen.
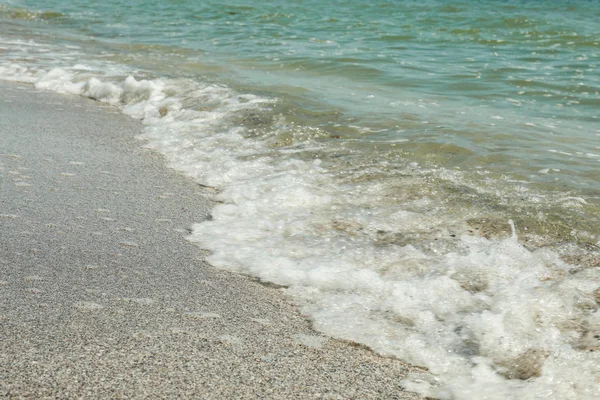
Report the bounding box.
[1,0,599,398]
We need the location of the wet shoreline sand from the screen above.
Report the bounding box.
[0,81,423,399]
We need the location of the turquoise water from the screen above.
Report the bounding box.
[3,0,600,193]
[2,1,600,398]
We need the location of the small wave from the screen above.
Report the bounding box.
[1,51,599,400]
[0,5,65,21]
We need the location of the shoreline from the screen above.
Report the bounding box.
[0,81,423,399]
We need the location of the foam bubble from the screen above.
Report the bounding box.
[1,61,598,399]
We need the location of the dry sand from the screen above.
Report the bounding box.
[0,81,423,399]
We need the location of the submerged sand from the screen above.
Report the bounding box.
[0,81,423,399]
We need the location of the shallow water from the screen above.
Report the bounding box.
[1,0,599,398]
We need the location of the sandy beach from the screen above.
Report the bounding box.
[0,81,423,399]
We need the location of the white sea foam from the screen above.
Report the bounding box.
[1,62,599,399]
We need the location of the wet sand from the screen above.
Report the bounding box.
[0,81,423,399]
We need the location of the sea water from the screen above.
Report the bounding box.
[1,0,599,398]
